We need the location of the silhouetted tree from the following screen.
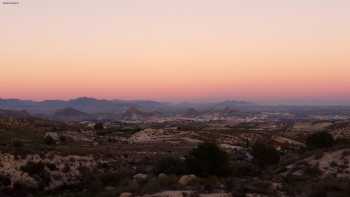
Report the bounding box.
[186,142,231,177]
[251,142,280,167]
[306,131,335,149]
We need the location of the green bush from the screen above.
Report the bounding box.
[251,142,280,167]
[306,132,335,149]
[186,142,231,177]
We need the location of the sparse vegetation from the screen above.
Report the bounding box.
[0,106,350,197]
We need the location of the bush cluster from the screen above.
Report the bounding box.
[186,143,232,177]
[251,142,280,167]
[306,131,335,149]
[154,142,281,177]
[154,142,231,177]
[154,157,187,175]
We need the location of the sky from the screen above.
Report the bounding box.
[1,0,350,104]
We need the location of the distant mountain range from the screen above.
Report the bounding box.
[0,97,255,114]
[1,98,350,122]
[0,109,31,119]
[0,97,166,114]
[0,97,258,121]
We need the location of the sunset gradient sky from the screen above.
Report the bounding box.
[1,0,350,104]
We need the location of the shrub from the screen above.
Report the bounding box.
[141,178,161,194]
[304,165,322,177]
[123,180,140,193]
[231,161,259,177]
[11,182,35,197]
[44,136,56,145]
[198,176,221,192]
[158,174,177,188]
[98,172,125,186]
[94,123,104,130]
[251,142,280,167]
[154,156,187,175]
[186,142,231,177]
[21,162,46,176]
[45,163,58,171]
[12,139,23,148]
[59,135,67,143]
[306,177,350,197]
[306,132,335,149]
[78,168,104,194]
[0,175,11,188]
[20,161,51,189]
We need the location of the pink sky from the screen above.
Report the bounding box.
[1,0,350,104]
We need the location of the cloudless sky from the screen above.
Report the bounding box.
[1,0,350,104]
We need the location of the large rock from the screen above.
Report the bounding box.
[158,173,168,179]
[133,173,148,182]
[178,175,197,186]
[44,132,60,144]
[104,186,116,191]
[44,132,59,141]
[199,193,232,197]
[120,192,133,197]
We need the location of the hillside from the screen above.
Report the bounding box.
[53,107,92,121]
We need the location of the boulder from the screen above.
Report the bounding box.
[44,132,59,141]
[44,132,60,144]
[120,192,133,197]
[104,186,116,191]
[178,175,197,186]
[146,191,194,197]
[199,193,232,197]
[133,173,148,182]
[158,173,168,179]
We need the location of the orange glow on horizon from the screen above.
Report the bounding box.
[1,0,350,104]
